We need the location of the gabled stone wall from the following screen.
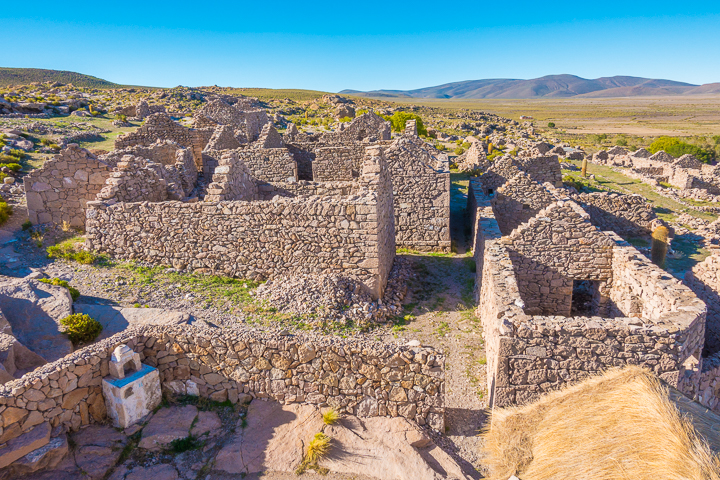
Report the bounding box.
[507,200,615,316]
[95,156,169,204]
[24,145,111,227]
[114,113,204,166]
[492,171,555,235]
[384,135,451,252]
[468,183,707,408]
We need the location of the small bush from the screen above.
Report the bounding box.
[381,112,428,136]
[435,143,446,151]
[21,220,32,231]
[648,136,714,163]
[338,116,352,123]
[7,149,25,160]
[323,409,340,425]
[116,113,127,122]
[0,202,11,225]
[166,435,203,453]
[60,313,102,344]
[548,122,556,128]
[616,137,628,147]
[39,277,80,301]
[454,147,464,155]
[296,432,331,474]
[47,237,99,264]
[0,163,21,172]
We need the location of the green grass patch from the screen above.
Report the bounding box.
[47,236,100,264]
[39,277,80,301]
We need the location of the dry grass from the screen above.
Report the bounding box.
[481,366,720,480]
[295,432,332,475]
[322,408,340,425]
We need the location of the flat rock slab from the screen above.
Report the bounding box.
[123,464,178,480]
[72,425,128,479]
[0,277,73,362]
[0,421,51,469]
[74,305,190,340]
[214,401,323,475]
[190,410,222,438]
[320,416,470,480]
[139,405,198,450]
[10,434,68,476]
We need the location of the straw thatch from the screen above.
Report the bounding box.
[481,366,720,480]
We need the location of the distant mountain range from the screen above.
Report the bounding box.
[0,68,121,88]
[341,74,720,99]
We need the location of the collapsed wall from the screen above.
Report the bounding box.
[114,113,204,167]
[24,145,111,227]
[0,324,446,445]
[86,147,395,299]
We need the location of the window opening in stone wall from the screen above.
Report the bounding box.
[571,280,600,316]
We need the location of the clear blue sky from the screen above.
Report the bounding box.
[3,1,719,91]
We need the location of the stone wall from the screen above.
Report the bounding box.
[507,200,615,316]
[491,171,555,235]
[101,140,185,168]
[0,324,446,446]
[572,192,665,237]
[95,156,169,204]
[322,112,391,143]
[384,135,451,252]
[194,99,269,142]
[468,181,707,407]
[238,148,297,183]
[256,181,356,201]
[205,151,259,202]
[286,142,317,181]
[24,145,111,227]
[313,146,355,181]
[513,155,562,187]
[114,114,203,166]
[86,148,394,298]
[685,250,720,356]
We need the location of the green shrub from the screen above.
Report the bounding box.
[454,147,464,155]
[338,116,352,123]
[356,109,368,116]
[548,122,556,128]
[21,220,32,231]
[0,163,21,172]
[381,112,428,136]
[435,143,446,151]
[616,137,628,147]
[60,314,102,344]
[47,237,99,264]
[116,113,127,122]
[462,142,471,149]
[39,278,80,301]
[0,202,11,225]
[7,149,25,160]
[648,136,714,163]
[455,139,463,145]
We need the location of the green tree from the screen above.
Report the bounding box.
[382,112,428,136]
[648,136,714,163]
[547,122,555,128]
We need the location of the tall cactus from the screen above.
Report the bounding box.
[651,226,670,268]
[581,156,588,178]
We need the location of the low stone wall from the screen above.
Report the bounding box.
[513,155,562,187]
[95,156,168,204]
[572,192,665,237]
[24,145,111,227]
[257,181,356,200]
[491,171,555,235]
[696,353,720,412]
[0,325,445,445]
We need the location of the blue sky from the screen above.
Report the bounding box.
[3,1,719,91]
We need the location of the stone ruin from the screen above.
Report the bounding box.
[467,160,713,410]
[592,146,720,201]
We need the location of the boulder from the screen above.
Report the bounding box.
[0,422,50,469]
[7,434,68,477]
[0,277,73,362]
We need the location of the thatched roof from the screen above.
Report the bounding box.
[482,366,720,480]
